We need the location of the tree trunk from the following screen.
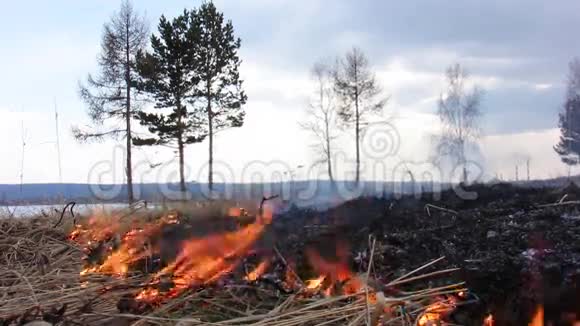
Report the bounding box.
[321,79,335,189]
[327,157,335,191]
[125,23,134,204]
[354,58,360,185]
[326,148,334,181]
[460,141,468,184]
[207,82,214,192]
[527,159,530,181]
[178,137,186,194]
[325,116,334,188]
[355,92,360,185]
[177,102,186,197]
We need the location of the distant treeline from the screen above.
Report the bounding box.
[2,179,577,206]
[0,181,428,205]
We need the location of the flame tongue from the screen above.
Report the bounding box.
[418,301,454,326]
[304,242,366,297]
[483,314,494,326]
[245,259,270,282]
[136,212,271,303]
[305,275,326,290]
[74,209,272,304]
[529,305,543,326]
[164,222,265,282]
[77,214,178,276]
[69,215,121,245]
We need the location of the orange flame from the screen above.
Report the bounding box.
[135,209,272,303]
[529,305,543,326]
[244,259,270,282]
[135,288,160,302]
[69,214,120,245]
[417,297,457,326]
[90,229,150,276]
[283,259,299,291]
[527,304,580,325]
[305,275,326,290]
[78,214,178,276]
[483,314,494,326]
[304,242,366,297]
[228,207,242,217]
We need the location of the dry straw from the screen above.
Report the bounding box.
[1,209,464,325]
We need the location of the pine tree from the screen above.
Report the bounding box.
[74,0,148,203]
[554,97,580,166]
[133,11,205,195]
[190,2,247,192]
[555,58,580,170]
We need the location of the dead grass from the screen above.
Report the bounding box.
[0,206,465,325]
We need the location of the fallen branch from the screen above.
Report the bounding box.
[53,202,76,228]
[424,204,458,217]
[536,200,580,208]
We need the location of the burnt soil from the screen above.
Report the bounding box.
[270,182,580,325]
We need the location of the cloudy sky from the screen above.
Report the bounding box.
[1,0,579,185]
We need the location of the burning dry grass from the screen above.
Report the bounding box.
[0,204,467,326]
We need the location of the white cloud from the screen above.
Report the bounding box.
[241,60,311,108]
[376,59,442,93]
[481,128,567,180]
[534,83,554,91]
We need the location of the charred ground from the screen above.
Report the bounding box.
[272,182,580,325]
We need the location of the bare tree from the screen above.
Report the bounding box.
[300,61,338,186]
[435,63,483,183]
[527,158,531,181]
[73,0,148,203]
[333,47,387,184]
